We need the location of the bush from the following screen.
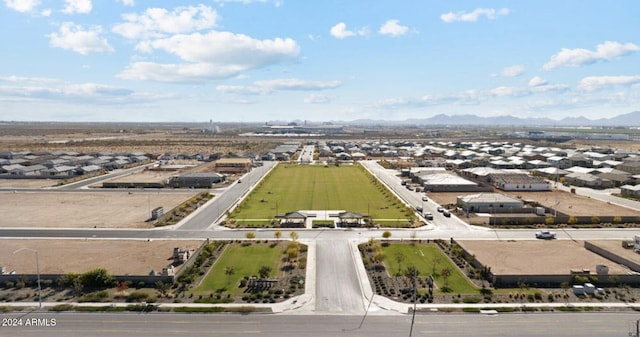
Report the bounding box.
[126,291,150,303]
[462,296,482,304]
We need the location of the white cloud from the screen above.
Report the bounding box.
[491,64,525,77]
[4,0,40,13]
[304,93,331,104]
[441,8,509,23]
[0,75,59,84]
[48,22,114,55]
[330,22,355,39]
[379,19,409,37]
[41,8,51,16]
[116,0,134,6]
[217,78,342,95]
[489,86,527,97]
[118,62,244,82]
[62,0,92,14]
[112,5,218,40]
[254,78,341,91]
[216,85,265,95]
[528,76,548,87]
[143,31,299,66]
[578,75,640,91]
[329,22,369,39]
[543,41,640,71]
[0,81,154,105]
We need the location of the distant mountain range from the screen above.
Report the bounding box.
[348,110,640,127]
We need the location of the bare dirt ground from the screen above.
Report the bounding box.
[1,239,203,275]
[0,179,58,188]
[428,190,640,217]
[457,240,630,275]
[0,191,197,228]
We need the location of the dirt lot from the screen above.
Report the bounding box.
[457,240,631,275]
[429,190,640,217]
[0,179,58,188]
[1,239,203,275]
[0,191,197,228]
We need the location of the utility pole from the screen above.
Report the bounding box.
[409,267,417,337]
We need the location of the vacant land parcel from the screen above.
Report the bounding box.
[230,164,411,222]
[1,239,203,275]
[0,191,197,228]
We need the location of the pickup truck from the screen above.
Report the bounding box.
[535,230,556,239]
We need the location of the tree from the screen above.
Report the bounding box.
[441,267,452,289]
[567,216,578,225]
[395,253,406,276]
[431,256,441,276]
[274,230,282,239]
[404,266,419,283]
[259,266,272,279]
[372,250,385,264]
[382,231,392,240]
[81,268,114,288]
[155,281,171,297]
[289,231,299,241]
[245,232,256,239]
[224,267,235,286]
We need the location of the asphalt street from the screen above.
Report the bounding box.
[0,312,637,337]
[315,240,365,314]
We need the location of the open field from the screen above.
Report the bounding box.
[457,240,631,275]
[0,123,279,156]
[0,239,203,275]
[230,164,411,221]
[190,242,286,295]
[0,191,197,228]
[428,190,640,217]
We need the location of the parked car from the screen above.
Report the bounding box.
[442,210,451,217]
[422,196,429,201]
[424,212,434,220]
[436,206,444,213]
[416,205,423,212]
[535,230,556,239]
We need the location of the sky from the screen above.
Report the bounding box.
[0,0,639,123]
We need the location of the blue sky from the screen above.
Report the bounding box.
[1,0,639,122]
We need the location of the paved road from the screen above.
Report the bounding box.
[0,312,636,337]
[360,160,472,231]
[315,240,365,314]
[176,161,276,230]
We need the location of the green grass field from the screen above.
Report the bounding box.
[381,243,478,294]
[190,243,284,295]
[229,164,412,222]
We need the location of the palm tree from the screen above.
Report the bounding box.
[274,230,282,239]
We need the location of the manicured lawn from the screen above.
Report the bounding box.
[381,243,477,294]
[230,164,412,222]
[190,243,285,295]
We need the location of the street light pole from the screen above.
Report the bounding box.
[13,248,42,309]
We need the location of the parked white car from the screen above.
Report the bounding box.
[535,230,556,239]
